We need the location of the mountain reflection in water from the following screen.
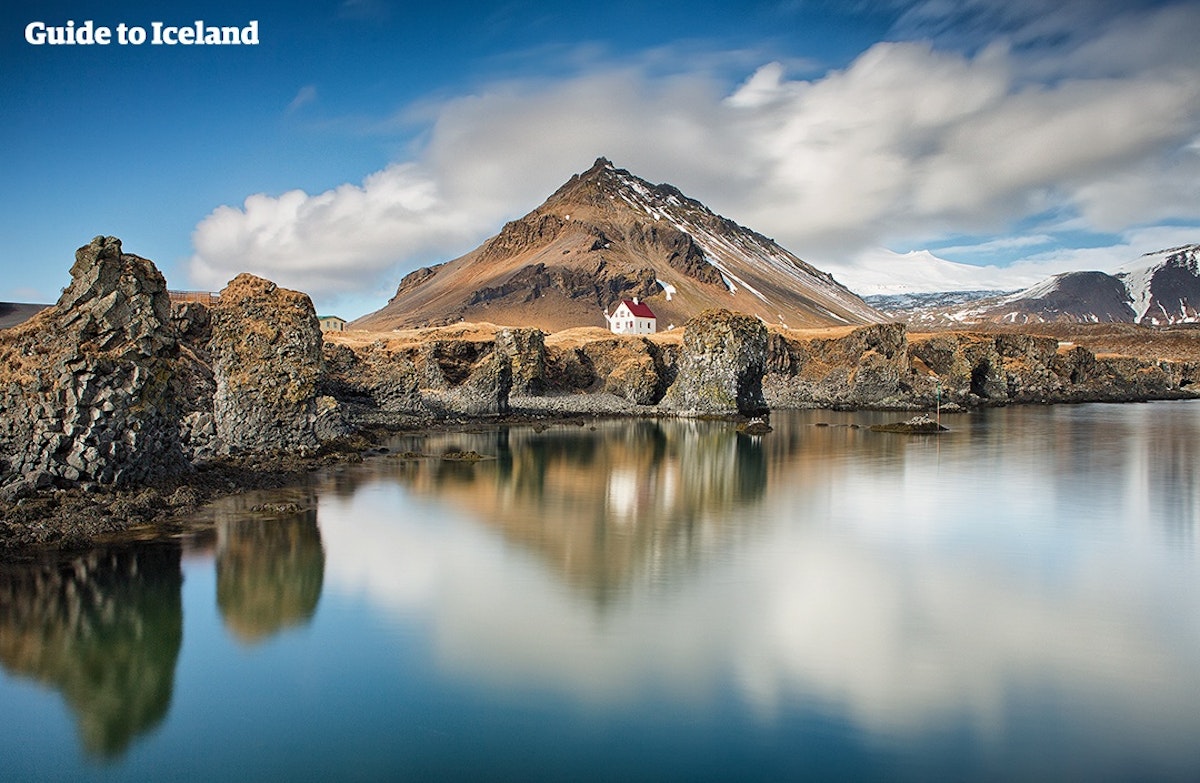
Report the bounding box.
[359,419,769,603]
[1,404,1198,781]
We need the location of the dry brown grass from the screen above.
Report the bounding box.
[937,323,1200,363]
[327,322,507,350]
[332,322,686,353]
[767,324,863,342]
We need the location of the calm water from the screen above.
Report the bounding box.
[2,402,1199,781]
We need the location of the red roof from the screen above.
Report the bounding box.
[620,299,656,318]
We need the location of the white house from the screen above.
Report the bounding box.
[318,315,346,333]
[605,297,657,335]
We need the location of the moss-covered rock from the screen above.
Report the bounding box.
[664,309,768,416]
[210,274,328,453]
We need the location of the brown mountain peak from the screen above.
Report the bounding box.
[352,159,881,333]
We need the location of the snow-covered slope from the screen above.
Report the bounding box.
[823,248,1045,297]
[900,244,1200,326]
[1115,244,1200,324]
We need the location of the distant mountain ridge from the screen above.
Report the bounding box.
[353,158,882,333]
[891,244,1200,326]
[0,302,51,330]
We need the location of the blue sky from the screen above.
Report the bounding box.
[4,0,1200,315]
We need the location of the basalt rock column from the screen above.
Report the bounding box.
[663,308,769,416]
[209,274,325,453]
[0,236,187,489]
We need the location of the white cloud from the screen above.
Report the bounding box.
[189,3,1200,300]
[190,162,488,294]
[4,285,49,303]
[287,85,318,114]
[1007,224,1200,276]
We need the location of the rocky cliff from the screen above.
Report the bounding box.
[763,323,1197,410]
[0,240,359,502]
[0,237,188,490]
[210,274,346,453]
[323,317,1197,423]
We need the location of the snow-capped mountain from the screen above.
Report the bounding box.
[900,244,1200,326]
[353,158,882,333]
[1115,244,1200,325]
[824,248,1044,298]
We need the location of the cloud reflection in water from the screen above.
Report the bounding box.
[315,407,1200,773]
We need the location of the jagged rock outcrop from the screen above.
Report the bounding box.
[170,301,218,459]
[321,341,423,416]
[765,323,911,408]
[663,309,769,416]
[410,337,512,416]
[441,351,513,416]
[763,324,1197,409]
[210,274,342,454]
[0,236,188,490]
[496,328,548,396]
[322,327,532,420]
[543,335,676,405]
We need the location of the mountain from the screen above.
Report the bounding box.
[1116,244,1200,325]
[353,158,881,333]
[823,248,1043,297]
[0,302,51,330]
[864,289,1017,315]
[955,271,1135,325]
[900,244,1200,326]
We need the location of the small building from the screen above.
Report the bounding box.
[605,297,656,335]
[168,290,220,306]
[318,315,346,333]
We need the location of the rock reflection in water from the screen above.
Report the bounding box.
[359,420,767,603]
[215,507,325,644]
[0,544,182,758]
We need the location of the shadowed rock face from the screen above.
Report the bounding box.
[663,309,769,416]
[0,236,187,489]
[210,274,328,453]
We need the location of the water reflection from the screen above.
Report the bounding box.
[216,509,325,645]
[316,405,1200,776]
[0,545,182,758]
[2,403,1198,779]
[347,420,767,603]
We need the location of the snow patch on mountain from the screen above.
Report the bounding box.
[822,248,1045,297]
[1115,244,1200,324]
[605,165,878,323]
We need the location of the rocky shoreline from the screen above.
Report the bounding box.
[2,237,1197,556]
